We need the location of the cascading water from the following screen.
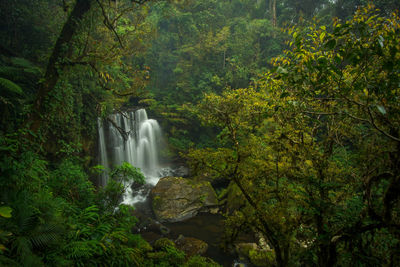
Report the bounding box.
[97,118,109,187]
[97,109,164,204]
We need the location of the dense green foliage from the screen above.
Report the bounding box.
[0,0,218,266]
[143,0,285,153]
[188,4,400,266]
[141,0,400,155]
[1,0,399,266]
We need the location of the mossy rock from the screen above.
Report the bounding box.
[150,176,218,222]
[152,195,162,210]
[175,235,208,257]
[154,238,176,250]
[137,238,153,252]
[147,251,168,260]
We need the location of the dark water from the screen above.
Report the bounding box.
[164,213,234,266]
[133,197,244,266]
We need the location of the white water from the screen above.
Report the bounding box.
[97,109,164,204]
[97,118,109,187]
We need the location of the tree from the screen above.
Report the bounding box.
[188,4,400,266]
[272,5,400,264]
[26,0,152,146]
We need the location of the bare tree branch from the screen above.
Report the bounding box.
[106,117,128,141]
[96,0,124,48]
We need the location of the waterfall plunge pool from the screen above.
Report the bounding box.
[97,109,250,266]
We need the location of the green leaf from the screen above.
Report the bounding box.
[0,206,12,218]
[378,35,384,48]
[320,32,326,42]
[376,105,386,115]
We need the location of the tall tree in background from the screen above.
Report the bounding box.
[28,0,92,135]
[17,0,153,154]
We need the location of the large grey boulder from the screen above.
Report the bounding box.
[150,176,218,222]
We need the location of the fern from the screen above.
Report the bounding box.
[79,205,100,223]
[64,240,98,259]
[124,247,143,266]
[0,77,23,95]
[10,57,40,72]
[28,223,60,249]
[95,222,112,237]
[0,66,23,81]
[0,254,19,266]
[12,236,32,260]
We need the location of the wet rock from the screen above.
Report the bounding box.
[131,209,170,236]
[174,166,190,177]
[209,207,219,214]
[175,235,208,257]
[157,166,190,178]
[130,181,144,191]
[150,176,218,222]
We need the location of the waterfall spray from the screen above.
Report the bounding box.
[97,109,163,204]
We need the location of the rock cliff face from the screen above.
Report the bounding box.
[150,177,218,222]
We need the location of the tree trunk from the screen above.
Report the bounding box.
[272,0,277,28]
[28,0,92,135]
[233,176,287,267]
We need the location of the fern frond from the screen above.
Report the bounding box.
[124,247,143,266]
[28,223,60,249]
[0,66,22,81]
[0,77,23,95]
[19,252,44,267]
[95,222,112,236]
[10,57,38,70]
[79,205,100,224]
[12,236,32,259]
[19,213,39,234]
[109,230,129,243]
[0,254,19,266]
[64,240,98,260]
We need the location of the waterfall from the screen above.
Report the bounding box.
[97,118,109,187]
[97,108,163,204]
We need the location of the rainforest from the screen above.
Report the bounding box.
[0,0,399,266]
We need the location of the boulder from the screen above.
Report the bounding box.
[131,209,170,235]
[154,238,176,250]
[175,235,208,257]
[150,176,218,222]
[174,166,190,177]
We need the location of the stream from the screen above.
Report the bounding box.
[97,109,250,266]
[134,198,250,267]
